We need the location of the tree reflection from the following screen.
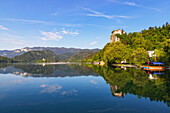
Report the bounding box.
[0,64,99,77]
[88,65,170,107]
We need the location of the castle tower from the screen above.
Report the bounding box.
[110,29,125,43]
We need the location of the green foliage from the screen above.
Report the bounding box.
[0,56,12,63]
[130,48,149,65]
[13,50,57,62]
[104,42,129,64]
[88,22,170,65]
[68,50,97,62]
[56,52,76,61]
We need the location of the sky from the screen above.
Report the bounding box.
[0,0,170,50]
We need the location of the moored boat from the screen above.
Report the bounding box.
[141,62,165,71]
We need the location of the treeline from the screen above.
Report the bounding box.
[87,22,170,65]
[0,56,14,63]
[0,50,57,63]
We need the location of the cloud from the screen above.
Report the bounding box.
[0,38,30,46]
[40,28,79,41]
[40,84,48,88]
[40,84,78,96]
[108,0,160,11]
[124,2,136,6]
[40,31,63,41]
[90,41,97,45]
[90,80,97,84]
[61,28,79,36]
[3,18,81,27]
[61,89,78,96]
[6,18,53,25]
[41,84,62,93]
[0,25,8,30]
[124,1,160,11]
[81,7,131,19]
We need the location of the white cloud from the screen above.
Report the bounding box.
[40,84,48,88]
[0,25,8,30]
[61,28,79,36]
[69,31,79,36]
[108,0,160,11]
[90,80,97,84]
[40,37,47,41]
[61,28,69,34]
[124,2,136,6]
[90,41,97,45]
[3,18,81,27]
[61,89,78,96]
[6,18,52,25]
[0,38,30,46]
[81,7,131,19]
[41,84,62,93]
[40,31,63,41]
[40,28,79,41]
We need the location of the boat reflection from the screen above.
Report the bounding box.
[87,65,170,107]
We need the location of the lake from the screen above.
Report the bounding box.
[0,64,169,113]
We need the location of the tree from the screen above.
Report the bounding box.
[166,22,169,27]
[103,42,130,64]
[131,48,149,65]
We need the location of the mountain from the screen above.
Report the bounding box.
[0,47,100,58]
[13,50,57,62]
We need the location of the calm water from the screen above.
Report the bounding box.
[0,64,169,113]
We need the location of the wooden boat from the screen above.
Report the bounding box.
[141,65,165,71]
[142,61,165,71]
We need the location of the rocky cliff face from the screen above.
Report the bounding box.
[110,29,125,43]
[110,34,120,43]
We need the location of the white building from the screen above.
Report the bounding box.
[148,51,155,57]
[110,29,125,43]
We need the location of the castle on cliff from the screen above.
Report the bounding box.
[110,29,125,43]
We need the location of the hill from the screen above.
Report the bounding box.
[87,22,170,65]
[68,50,97,62]
[0,56,13,63]
[13,50,57,62]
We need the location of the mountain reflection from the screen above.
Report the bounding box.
[87,65,170,107]
[0,63,169,107]
[0,64,99,77]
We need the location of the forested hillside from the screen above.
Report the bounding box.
[68,50,97,62]
[0,56,13,63]
[87,23,170,65]
[13,50,57,62]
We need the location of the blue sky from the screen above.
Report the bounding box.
[0,0,169,50]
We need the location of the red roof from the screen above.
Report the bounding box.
[114,29,120,32]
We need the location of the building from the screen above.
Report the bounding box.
[148,51,155,57]
[110,29,125,43]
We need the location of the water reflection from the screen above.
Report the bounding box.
[0,64,169,113]
[0,63,99,77]
[88,65,170,107]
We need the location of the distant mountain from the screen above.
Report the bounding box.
[13,50,57,62]
[0,47,100,58]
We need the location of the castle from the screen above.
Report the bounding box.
[110,29,125,43]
